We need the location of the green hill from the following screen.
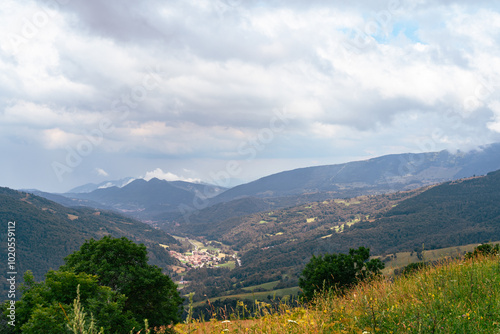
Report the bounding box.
[0,187,181,296]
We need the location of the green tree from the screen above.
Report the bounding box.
[3,270,138,333]
[60,236,183,327]
[399,262,429,277]
[465,243,500,259]
[299,246,384,301]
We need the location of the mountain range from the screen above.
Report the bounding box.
[67,177,137,193]
[211,143,500,202]
[38,178,227,220]
[29,142,500,225]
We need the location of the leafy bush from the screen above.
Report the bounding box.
[397,261,429,277]
[465,243,500,259]
[299,246,384,300]
[2,270,138,333]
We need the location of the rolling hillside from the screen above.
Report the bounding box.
[0,187,181,296]
[179,169,500,302]
[237,170,500,287]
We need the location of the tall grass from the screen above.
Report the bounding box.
[176,255,500,333]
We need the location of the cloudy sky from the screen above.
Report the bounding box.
[1,0,500,192]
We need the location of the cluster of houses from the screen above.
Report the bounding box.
[169,249,223,268]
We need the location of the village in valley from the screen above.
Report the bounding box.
[162,236,241,272]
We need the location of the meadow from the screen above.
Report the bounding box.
[174,254,500,333]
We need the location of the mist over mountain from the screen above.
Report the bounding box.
[210,143,500,203]
[67,177,137,193]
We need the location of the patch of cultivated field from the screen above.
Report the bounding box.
[210,287,301,303]
[242,280,280,292]
[217,261,236,270]
[379,241,500,275]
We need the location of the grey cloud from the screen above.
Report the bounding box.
[57,0,174,43]
[336,96,426,131]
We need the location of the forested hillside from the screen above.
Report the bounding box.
[179,170,500,302]
[5,169,500,307]
[0,187,180,296]
[236,171,500,287]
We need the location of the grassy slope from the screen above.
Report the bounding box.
[189,240,499,307]
[177,255,500,333]
[380,241,500,275]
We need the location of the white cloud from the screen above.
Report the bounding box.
[95,168,109,177]
[142,168,201,183]
[310,122,348,138]
[487,101,500,133]
[41,128,79,149]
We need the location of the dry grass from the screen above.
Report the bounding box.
[176,255,500,333]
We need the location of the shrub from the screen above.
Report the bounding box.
[299,246,384,300]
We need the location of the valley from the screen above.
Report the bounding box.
[6,144,500,325]
[162,169,500,312]
[6,2,500,331]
